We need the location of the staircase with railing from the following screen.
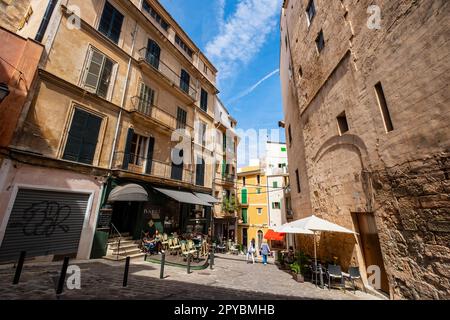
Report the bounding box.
[103,224,144,261]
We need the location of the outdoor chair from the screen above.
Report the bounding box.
[310,262,324,288]
[230,243,239,255]
[181,242,197,261]
[344,267,366,294]
[161,233,169,250]
[187,240,200,261]
[169,238,181,255]
[327,265,345,291]
[216,242,226,253]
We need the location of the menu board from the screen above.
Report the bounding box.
[97,209,113,229]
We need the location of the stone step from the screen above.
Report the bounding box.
[103,252,146,261]
[108,236,134,243]
[111,248,143,256]
[108,240,139,248]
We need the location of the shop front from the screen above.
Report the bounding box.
[92,180,217,257]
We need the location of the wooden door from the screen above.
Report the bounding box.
[353,212,390,293]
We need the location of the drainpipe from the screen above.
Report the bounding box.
[109,21,139,169]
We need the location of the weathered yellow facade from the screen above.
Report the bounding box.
[237,166,269,253]
[0,0,234,262]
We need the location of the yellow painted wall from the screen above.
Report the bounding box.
[237,167,269,252]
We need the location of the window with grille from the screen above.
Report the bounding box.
[176,107,187,129]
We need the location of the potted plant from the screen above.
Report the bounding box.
[290,262,305,282]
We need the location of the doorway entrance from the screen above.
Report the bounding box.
[242,228,248,249]
[352,212,390,293]
[111,202,142,239]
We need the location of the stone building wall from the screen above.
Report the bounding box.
[280,0,450,299]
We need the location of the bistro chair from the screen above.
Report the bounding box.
[310,262,325,288]
[181,242,197,261]
[344,267,367,294]
[161,233,169,250]
[327,265,345,291]
[169,238,181,255]
[230,243,239,255]
[187,240,200,262]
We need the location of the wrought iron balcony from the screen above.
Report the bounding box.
[112,151,193,184]
[138,48,198,100]
[130,96,193,132]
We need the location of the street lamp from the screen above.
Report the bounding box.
[0,83,10,103]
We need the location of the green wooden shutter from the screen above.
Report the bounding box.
[242,208,248,224]
[241,189,248,205]
[123,128,134,170]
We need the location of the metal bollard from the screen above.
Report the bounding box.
[56,257,70,294]
[210,244,215,269]
[160,252,166,279]
[187,254,191,274]
[123,256,131,287]
[13,251,26,285]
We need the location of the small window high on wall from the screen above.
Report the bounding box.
[375,82,394,132]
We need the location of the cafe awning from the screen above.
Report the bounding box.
[264,229,286,241]
[153,188,212,206]
[108,184,149,202]
[194,193,221,204]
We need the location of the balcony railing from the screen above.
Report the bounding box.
[222,173,236,184]
[130,96,193,132]
[138,48,198,100]
[112,151,193,184]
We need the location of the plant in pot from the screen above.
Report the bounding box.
[290,262,305,283]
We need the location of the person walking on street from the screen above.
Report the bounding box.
[261,240,271,265]
[246,238,256,264]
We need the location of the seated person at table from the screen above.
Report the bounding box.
[143,236,157,254]
[153,230,163,253]
[284,246,295,264]
[143,220,156,238]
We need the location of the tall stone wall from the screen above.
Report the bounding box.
[372,153,450,299]
[280,0,450,299]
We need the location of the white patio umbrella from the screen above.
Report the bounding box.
[276,215,357,275]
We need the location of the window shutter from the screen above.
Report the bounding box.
[145,137,155,174]
[97,57,113,99]
[138,83,154,115]
[123,128,134,170]
[84,50,104,92]
[79,114,102,164]
[63,109,101,165]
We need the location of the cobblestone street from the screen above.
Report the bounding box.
[0,254,380,300]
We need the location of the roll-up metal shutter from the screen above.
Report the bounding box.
[0,189,91,262]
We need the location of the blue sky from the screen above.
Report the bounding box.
[160,0,285,165]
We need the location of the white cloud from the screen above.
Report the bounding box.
[228,68,279,103]
[206,0,281,81]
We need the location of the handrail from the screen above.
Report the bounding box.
[110,223,122,260]
[138,47,198,100]
[130,96,194,131]
[112,151,194,184]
